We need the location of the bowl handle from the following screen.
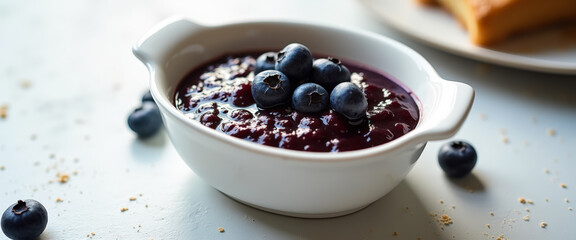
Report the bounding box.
[132,16,205,68]
[410,79,475,144]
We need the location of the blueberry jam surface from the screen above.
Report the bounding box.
[174,52,420,152]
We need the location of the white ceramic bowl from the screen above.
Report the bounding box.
[133,16,474,218]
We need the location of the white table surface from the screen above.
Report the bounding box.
[1,0,575,239]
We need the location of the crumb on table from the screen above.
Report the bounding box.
[57,173,70,183]
[120,207,129,212]
[547,128,556,137]
[0,104,8,119]
[218,227,225,233]
[439,214,453,225]
[540,222,548,228]
[21,80,31,88]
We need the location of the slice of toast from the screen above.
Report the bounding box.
[417,0,576,45]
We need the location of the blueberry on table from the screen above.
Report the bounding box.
[254,52,277,75]
[1,199,48,240]
[438,140,478,178]
[127,101,163,138]
[142,90,154,103]
[275,43,313,84]
[251,70,292,108]
[291,83,329,114]
[311,57,351,91]
[329,82,368,122]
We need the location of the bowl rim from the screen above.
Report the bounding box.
[135,17,472,162]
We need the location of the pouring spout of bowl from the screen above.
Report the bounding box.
[132,16,206,70]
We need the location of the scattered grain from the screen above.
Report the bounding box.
[439,214,453,225]
[518,197,527,204]
[540,222,547,228]
[0,104,8,119]
[57,173,70,183]
[129,197,137,201]
[56,198,64,203]
[20,80,31,88]
[479,113,487,120]
[121,207,129,212]
[218,227,225,232]
[560,183,567,189]
[393,231,398,236]
[522,215,530,221]
[546,128,556,137]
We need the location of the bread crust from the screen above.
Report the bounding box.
[417,0,576,45]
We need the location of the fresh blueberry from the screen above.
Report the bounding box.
[330,82,368,122]
[251,70,292,108]
[291,83,329,114]
[275,43,313,85]
[127,102,163,138]
[254,52,277,75]
[310,57,351,91]
[438,140,478,178]
[1,199,48,240]
[142,90,154,103]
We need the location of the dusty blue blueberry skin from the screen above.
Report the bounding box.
[438,141,478,178]
[127,101,163,138]
[142,90,154,103]
[274,43,313,85]
[1,199,48,240]
[254,52,277,75]
[329,82,368,121]
[310,57,351,92]
[251,70,292,108]
[291,83,329,114]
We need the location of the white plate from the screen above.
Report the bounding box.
[359,0,576,75]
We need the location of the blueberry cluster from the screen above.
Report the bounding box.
[127,91,164,138]
[251,43,368,123]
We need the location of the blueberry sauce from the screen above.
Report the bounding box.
[174,52,420,152]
